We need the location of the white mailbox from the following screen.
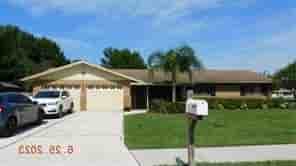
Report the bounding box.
[186,99,208,116]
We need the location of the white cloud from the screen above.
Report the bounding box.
[8,0,231,17]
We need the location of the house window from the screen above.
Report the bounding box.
[261,86,269,96]
[194,85,216,96]
[240,86,256,96]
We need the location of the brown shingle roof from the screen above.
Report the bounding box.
[111,69,272,84]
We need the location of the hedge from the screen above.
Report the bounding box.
[149,98,296,114]
[194,97,294,110]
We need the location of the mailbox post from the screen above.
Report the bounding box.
[186,99,208,166]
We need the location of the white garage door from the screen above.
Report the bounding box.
[87,85,123,111]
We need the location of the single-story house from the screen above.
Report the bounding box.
[21,61,272,111]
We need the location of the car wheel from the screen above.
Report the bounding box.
[57,106,63,118]
[36,109,44,124]
[2,117,17,137]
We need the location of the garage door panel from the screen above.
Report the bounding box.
[87,86,123,111]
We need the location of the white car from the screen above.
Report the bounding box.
[272,89,295,100]
[32,90,74,118]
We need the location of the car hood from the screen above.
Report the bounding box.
[32,98,60,104]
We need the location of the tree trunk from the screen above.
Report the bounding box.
[148,69,154,81]
[189,69,193,84]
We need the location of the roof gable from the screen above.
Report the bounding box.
[21,61,143,83]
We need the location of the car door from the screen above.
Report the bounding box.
[17,95,38,124]
[7,94,25,126]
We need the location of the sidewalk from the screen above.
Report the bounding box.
[131,144,296,166]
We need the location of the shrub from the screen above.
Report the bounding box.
[240,103,248,110]
[194,97,292,110]
[217,103,225,110]
[261,103,269,110]
[267,98,285,108]
[287,102,296,109]
[150,97,294,113]
[150,99,185,114]
[246,99,265,110]
[221,99,241,110]
[280,103,288,109]
[150,99,167,113]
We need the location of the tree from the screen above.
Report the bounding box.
[101,47,146,69]
[148,45,204,102]
[273,60,296,89]
[0,25,69,81]
[274,60,296,81]
[175,45,204,83]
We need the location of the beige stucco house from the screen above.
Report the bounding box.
[21,61,272,111]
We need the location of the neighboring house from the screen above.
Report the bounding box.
[21,61,272,111]
[0,82,22,92]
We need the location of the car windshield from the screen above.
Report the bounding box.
[34,91,60,98]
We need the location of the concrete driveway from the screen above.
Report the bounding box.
[0,111,138,166]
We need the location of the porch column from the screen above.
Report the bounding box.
[146,86,150,110]
[80,79,87,111]
[32,84,42,96]
[183,85,187,99]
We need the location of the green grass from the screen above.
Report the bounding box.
[124,110,296,149]
[162,161,296,166]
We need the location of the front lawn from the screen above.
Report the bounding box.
[125,110,296,149]
[162,161,296,166]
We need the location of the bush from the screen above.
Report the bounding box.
[287,102,296,109]
[150,97,295,113]
[150,99,185,114]
[194,97,292,110]
[246,99,265,109]
[221,99,241,110]
[280,103,288,109]
[267,98,285,108]
[261,103,269,110]
[240,103,248,110]
[217,103,225,110]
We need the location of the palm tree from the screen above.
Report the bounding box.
[148,45,204,102]
[147,51,163,82]
[175,45,204,84]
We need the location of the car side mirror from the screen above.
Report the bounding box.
[32,101,38,105]
[62,96,67,99]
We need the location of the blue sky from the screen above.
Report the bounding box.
[1,0,296,73]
